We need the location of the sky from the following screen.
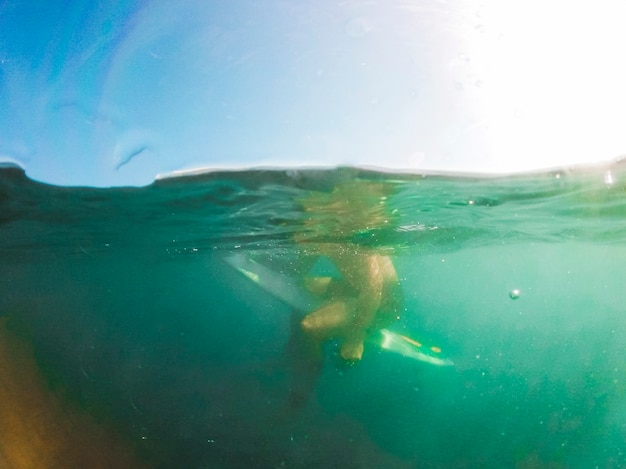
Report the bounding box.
[1,0,626,187]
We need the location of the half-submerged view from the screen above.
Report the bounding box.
[1,161,625,467]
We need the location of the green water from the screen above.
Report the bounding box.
[1,162,625,468]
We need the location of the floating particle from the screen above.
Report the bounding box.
[509,289,521,300]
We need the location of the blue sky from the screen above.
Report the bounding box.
[2,0,626,187]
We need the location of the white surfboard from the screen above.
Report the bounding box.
[224,253,454,367]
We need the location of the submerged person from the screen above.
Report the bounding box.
[286,248,403,408]
[284,178,403,406]
[285,177,403,407]
[299,248,403,362]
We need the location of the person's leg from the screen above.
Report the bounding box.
[339,329,365,361]
[300,300,349,339]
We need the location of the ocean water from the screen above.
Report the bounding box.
[0,161,625,468]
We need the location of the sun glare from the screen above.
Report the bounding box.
[460,1,626,172]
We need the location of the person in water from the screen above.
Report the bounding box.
[286,247,402,408]
[293,178,404,363]
[299,249,402,362]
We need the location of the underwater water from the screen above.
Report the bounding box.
[0,161,625,468]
